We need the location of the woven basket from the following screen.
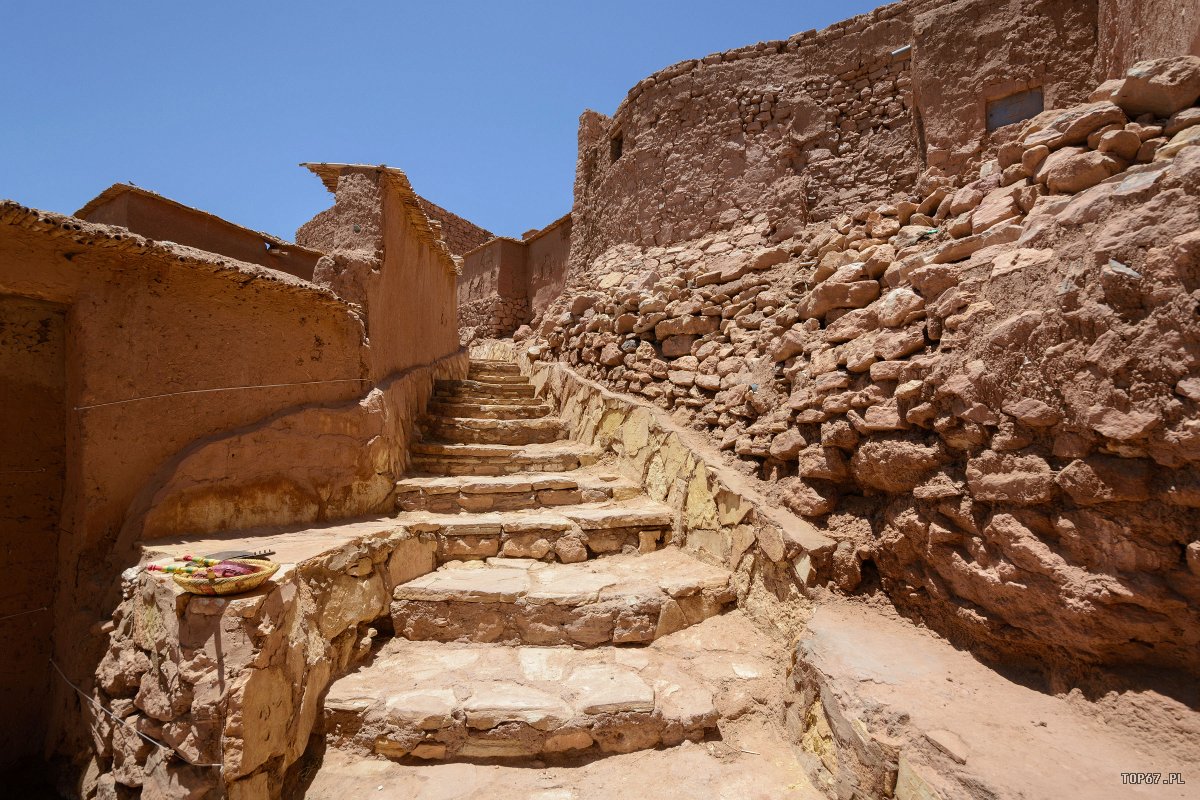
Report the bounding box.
[171,558,279,596]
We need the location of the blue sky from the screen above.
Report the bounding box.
[1,1,878,240]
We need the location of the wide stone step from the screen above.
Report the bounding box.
[395,469,642,513]
[467,359,522,376]
[395,496,675,562]
[435,379,535,400]
[462,371,529,385]
[390,549,732,647]
[427,399,553,420]
[324,613,779,764]
[410,440,597,476]
[420,415,567,446]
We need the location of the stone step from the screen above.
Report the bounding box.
[323,611,780,765]
[463,371,529,385]
[426,399,553,420]
[390,549,732,647]
[467,359,522,377]
[395,496,675,562]
[419,415,567,446]
[410,440,598,476]
[395,469,642,514]
[435,379,535,400]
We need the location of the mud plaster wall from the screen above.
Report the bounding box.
[568,0,1102,270]
[1097,0,1200,78]
[416,196,494,256]
[912,0,1099,179]
[370,181,460,378]
[0,202,453,770]
[81,190,322,281]
[526,215,572,318]
[0,295,66,770]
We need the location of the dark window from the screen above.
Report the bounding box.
[610,133,624,163]
[986,87,1044,132]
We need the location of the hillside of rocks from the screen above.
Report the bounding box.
[521,56,1200,684]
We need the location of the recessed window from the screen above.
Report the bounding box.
[986,87,1044,132]
[610,132,624,163]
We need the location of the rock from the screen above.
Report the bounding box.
[1097,129,1142,161]
[1001,397,1061,427]
[799,280,880,320]
[599,343,624,367]
[1023,102,1127,149]
[875,288,924,327]
[1164,106,1200,137]
[780,478,837,516]
[655,315,719,339]
[661,335,696,358]
[1154,125,1200,161]
[1045,151,1125,194]
[554,534,589,564]
[768,429,806,460]
[851,439,943,492]
[770,328,806,361]
[966,451,1056,505]
[1056,457,1152,505]
[1111,55,1200,118]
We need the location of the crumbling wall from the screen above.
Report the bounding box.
[526,214,572,318]
[0,164,467,791]
[567,0,1103,272]
[533,21,1200,686]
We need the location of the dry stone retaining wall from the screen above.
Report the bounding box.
[90,521,437,799]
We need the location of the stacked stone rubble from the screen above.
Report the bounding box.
[528,57,1200,680]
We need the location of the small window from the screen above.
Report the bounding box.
[610,132,624,163]
[986,87,1044,132]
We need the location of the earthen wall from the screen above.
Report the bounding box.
[79,186,324,281]
[0,295,66,771]
[568,0,1103,270]
[1097,0,1200,77]
[417,196,494,256]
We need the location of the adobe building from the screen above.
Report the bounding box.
[1,0,1199,798]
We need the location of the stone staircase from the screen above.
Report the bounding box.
[318,358,765,767]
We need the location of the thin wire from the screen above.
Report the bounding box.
[0,606,47,622]
[74,377,372,411]
[49,659,223,769]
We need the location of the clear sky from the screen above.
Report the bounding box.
[1,1,879,241]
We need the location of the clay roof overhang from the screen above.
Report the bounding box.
[74,183,326,260]
[300,162,462,277]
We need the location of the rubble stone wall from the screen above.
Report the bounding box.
[568,0,1103,271]
[93,521,437,799]
[531,44,1200,684]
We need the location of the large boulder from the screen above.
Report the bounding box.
[1111,56,1200,118]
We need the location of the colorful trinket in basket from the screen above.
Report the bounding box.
[147,554,279,596]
